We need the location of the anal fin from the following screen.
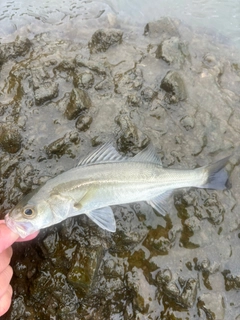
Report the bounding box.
[147,191,173,216]
[86,207,116,232]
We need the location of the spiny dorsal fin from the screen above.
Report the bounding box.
[130,142,162,165]
[78,140,127,166]
[78,140,162,166]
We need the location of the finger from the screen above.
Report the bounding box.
[0,285,13,317]
[0,247,13,274]
[0,224,19,253]
[16,230,39,242]
[0,265,13,299]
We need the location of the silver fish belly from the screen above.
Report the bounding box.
[5,141,230,238]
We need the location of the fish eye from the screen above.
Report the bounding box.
[23,207,35,218]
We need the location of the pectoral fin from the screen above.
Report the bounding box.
[147,191,173,216]
[86,207,116,232]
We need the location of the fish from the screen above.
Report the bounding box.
[5,141,230,238]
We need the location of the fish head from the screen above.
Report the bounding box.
[5,188,53,238]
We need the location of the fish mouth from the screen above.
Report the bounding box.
[5,214,34,238]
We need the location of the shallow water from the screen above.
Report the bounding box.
[1,0,240,46]
[0,1,240,320]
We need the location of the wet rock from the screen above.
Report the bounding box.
[179,278,198,308]
[160,70,187,103]
[8,296,26,319]
[114,67,143,94]
[148,236,171,254]
[65,88,92,120]
[156,268,172,285]
[46,131,80,157]
[0,123,22,153]
[46,136,69,157]
[75,56,107,75]
[73,72,94,89]
[94,78,114,94]
[0,36,31,66]
[111,206,148,252]
[0,155,18,179]
[222,270,240,291]
[43,232,60,255]
[15,163,35,193]
[144,17,180,39]
[141,87,157,102]
[127,93,142,107]
[75,115,92,131]
[198,293,225,320]
[156,269,197,308]
[88,29,123,53]
[67,246,103,294]
[126,267,156,314]
[204,193,224,225]
[34,82,59,106]
[115,115,149,154]
[156,37,190,68]
[180,115,195,130]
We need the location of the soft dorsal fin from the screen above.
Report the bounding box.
[78,140,127,166]
[130,142,162,165]
[78,140,162,166]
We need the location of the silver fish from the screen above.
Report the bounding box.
[5,141,230,238]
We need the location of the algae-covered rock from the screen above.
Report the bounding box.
[88,29,123,53]
[0,123,22,153]
[34,82,59,106]
[75,115,92,131]
[0,36,31,66]
[73,72,94,89]
[160,70,187,103]
[65,88,92,120]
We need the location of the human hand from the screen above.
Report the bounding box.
[0,220,39,316]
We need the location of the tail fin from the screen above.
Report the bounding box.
[198,156,230,190]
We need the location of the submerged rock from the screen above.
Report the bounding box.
[160,70,187,103]
[88,29,123,53]
[0,123,22,153]
[0,36,31,66]
[75,115,92,131]
[156,37,190,68]
[144,17,180,39]
[65,88,92,120]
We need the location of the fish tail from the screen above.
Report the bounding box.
[198,156,231,190]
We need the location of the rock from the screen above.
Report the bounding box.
[15,163,35,193]
[222,270,240,291]
[65,88,92,120]
[160,70,187,103]
[34,82,59,106]
[180,115,195,130]
[67,246,103,293]
[156,37,190,68]
[88,29,123,53]
[46,131,80,157]
[127,93,142,107]
[0,123,22,153]
[46,136,69,157]
[75,115,92,132]
[144,17,180,39]
[179,278,197,308]
[141,87,157,102]
[73,72,94,89]
[114,67,143,94]
[115,114,149,154]
[0,36,31,66]
[75,56,107,75]
[198,293,225,319]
